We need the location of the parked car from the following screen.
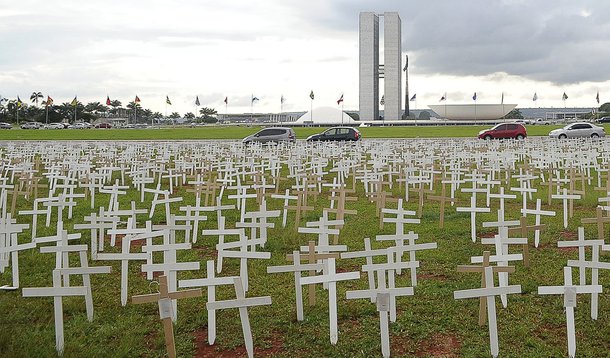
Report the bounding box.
[43,123,64,129]
[515,119,532,125]
[95,122,112,129]
[242,127,296,144]
[597,116,610,123]
[478,123,527,140]
[533,118,551,125]
[0,122,12,129]
[20,122,40,129]
[67,122,91,129]
[307,127,361,142]
[549,122,605,139]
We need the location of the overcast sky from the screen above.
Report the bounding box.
[2,0,610,114]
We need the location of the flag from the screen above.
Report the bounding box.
[533,93,538,101]
[195,96,200,106]
[337,94,344,105]
[472,92,477,101]
[596,91,600,104]
[17,96,22,107]
[439,93,446,102]
[501,92,504,104]
[47,96,54,106]
[71,96,78,106]
[281,95,285,104]
[562,92,568,101]
[309,90,314,100]
[410,94,416,101]
[224,96,228,104]
[166,96,172,105]
[134,95,141,103]
[106,96,111,106]
[380,95,385,105]
[251,96,259,103]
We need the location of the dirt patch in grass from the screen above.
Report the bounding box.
[479,231,498,239]
[419,273,449,281]
[415,333,461,357]
[391,334,415,356]
[144,330,158,351]
[194,328,284,357]
[560,230,577,239]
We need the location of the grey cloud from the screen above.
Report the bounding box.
[310,0,610,84]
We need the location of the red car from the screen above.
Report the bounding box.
[478,123,527,140]
[95,122,112,129]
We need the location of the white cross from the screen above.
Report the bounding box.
[271,189,297,227]
[267,251,324,321]
[216,232,270,292]
[454,266,522,358]
[0,214,32,289]
[538,266,602,358]
[521,198,555,247]
[205,277,272,358]
[456,195,490,242]
[552,188,581,229]
[22,269,89,355]
[299,258,360,345]
[178,260,238,344]
[346,264,414,358]
[558,227,609,320]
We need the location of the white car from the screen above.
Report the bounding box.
[43,123,64,129]
[549,122,605,139]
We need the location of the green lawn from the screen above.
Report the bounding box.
[0,140,609,357]
[0,124,574,140]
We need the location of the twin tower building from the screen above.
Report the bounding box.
[359,12,405,121]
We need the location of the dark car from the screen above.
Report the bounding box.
[478,123,527,140]
[242,127,296,144]
[0,122,11,129]
[95,122,112,129]
[306,127,361,142]
[597,116,610,123]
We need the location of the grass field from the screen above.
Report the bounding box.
[0,141,609,357]
[0,124,577,140]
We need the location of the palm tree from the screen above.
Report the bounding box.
[30,92,43,107]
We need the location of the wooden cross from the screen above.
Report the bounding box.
[506,217,545,266]
[132,275,202,358]
[454,266,522,358]
[326,185,357,224]
[427,183,456,228]
[409,179,433,218]
[457,251,515,326]
[286,190,314,230]
[538,267,602,358]
[581,206,610,243]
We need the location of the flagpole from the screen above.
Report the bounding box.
[310,98,313,124]
[45,104,49,125]
[250,94,253,122]
[341,102,344,125]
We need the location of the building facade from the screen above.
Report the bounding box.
[359,12,402,121]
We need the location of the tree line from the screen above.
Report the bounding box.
[0,93,218,124]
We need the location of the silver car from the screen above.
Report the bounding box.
[548,122,605,139]
[242,127,296,144]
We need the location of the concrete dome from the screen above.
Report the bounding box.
[294,107,356,125]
